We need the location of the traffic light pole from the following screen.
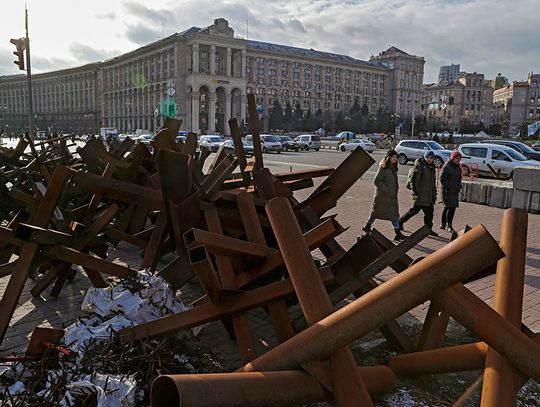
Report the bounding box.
[25,7,34,138]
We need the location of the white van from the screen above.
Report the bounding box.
[458,143,539,178]
[245,134,282,153]
[295,134,321,151]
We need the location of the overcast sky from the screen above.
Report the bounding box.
[1,0,538,83]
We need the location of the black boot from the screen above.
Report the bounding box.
[394,229,406,241]
[439,222,446,230]
[447,224,455,233]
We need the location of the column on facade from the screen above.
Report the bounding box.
[241,49,246,79]
[224,90,231,135]
[240,94,247,127]
[209,91,216,133]
[192,44,199,74]
[226,48,232,77]
[191,91,200,134]
[210,45,216,76]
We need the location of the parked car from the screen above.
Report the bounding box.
[295,134,321,151]
[199,135,225,152]
[395,139,451,167]
[533,140,540,151]
[276,135,300,151]
[479,139,540,161]
[338,138,376,153]
[458,143,540,178]
[222,139,254,156]
[136,134,154,144]
[245,134,282,153]
[336,131,355,141]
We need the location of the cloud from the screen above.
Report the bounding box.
[95,12,116,20]
[125,24,161,45]
[69,43,119,62]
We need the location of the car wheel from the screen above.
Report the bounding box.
[283,145,288,151]
[433,157,443,168]
[262,147,267,153]
[461,165,470,176]
[398,154,408,165]
[304,145,309,151]
[295,147,299,152]
[277,149,282,154]
[315,148,319,151]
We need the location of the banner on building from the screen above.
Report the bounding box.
[528,121,540,137]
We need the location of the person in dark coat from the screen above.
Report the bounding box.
[399,150,438,236]
[440,150,463,233]
[363,149,406,241]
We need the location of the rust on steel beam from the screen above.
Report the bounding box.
[110,137,135,158]
[228,118,248,172]
[188,246,222,302]
[236,217,344,289]
[170,192,201,254]
[141,212,168,270]
[265,197,374,406]
[237,225,503,374]
[74,172,162,209]
[294,186,336,215]
[252,168,277,200]
[481,208,528,406]
[157,252,195,291]
[417,297,451,351]
[300,207,346,264]
[273,167,335,182]
[162,117,182,143]
[183,228,275,259]
[120,268,335,342]
[13,223,72,245]
[182,132,198,157]
[389,342,489,376]
[151,366,395,407]
[82,163,114,226]
[329,225,431,305]
[247,94,263,169]
[205,206,258,362]
[307,147,375,214]
[0,166,75,346]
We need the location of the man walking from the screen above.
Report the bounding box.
[399,150,438,236]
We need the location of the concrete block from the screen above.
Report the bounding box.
[512,190,532,210]
[513,167,540,193]
[459,182,468,202]
[482,184,492,205]
[505,188,513,208]
[489,186,511,208]
[530,192,540,213]
[466,182,483,204]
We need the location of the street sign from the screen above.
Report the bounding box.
[167,79,174,88]
[167,87,176,97]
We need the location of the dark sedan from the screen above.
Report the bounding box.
[277,135,300,152]
[222,139,254,156]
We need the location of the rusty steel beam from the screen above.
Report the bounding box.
[151,366,395,407]
[247,94,263,169]
[188,246,222,302]
[273,167,335,182]
[151,127,180,153]
[82,164,114,226]
[265,197,373,406]
[481,208,528,406]
[437,284,540,383]
[228,118,248,172]
[119,268,335,342]
[0,166,75,346]
[141,212,168,270]
[184,228,275,259]
[157,252,195,291]
[170,192,200,254]
[389,342,488,376]
[13,223,72,245]
[237,225,503,374]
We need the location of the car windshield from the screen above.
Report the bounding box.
[209,137,224,142]
[516,142,536,153]
[505,148,528,161]
[263,136,279,142]
[425,141,445,150]
[280,136,293,141]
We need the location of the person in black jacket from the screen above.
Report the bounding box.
[399,150,438,236]
[440,150,463,233]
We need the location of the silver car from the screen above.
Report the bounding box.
[395,139,451,167]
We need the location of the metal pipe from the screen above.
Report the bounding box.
[265,197,373,406]
[389,342,488,376]
[481,208,528,407]
[151,366,395,407]
[237,225,503,373]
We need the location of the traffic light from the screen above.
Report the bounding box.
[10,38,25,71]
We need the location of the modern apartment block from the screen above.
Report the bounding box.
[438,64,460,83]
[421,72,494,131]
[0,18,425,135]
[492,73,540,134]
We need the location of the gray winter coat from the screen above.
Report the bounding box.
[371,165,399,221]
[409,158,437,207]
[440,160,462,208]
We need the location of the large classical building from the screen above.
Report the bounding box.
[421,72,494,131]
[492,73,540,134]
[0,18,425,135]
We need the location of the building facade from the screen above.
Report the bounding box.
[421,72,494,131]
[0,18,425,135]
[492,73,540,135]
[438,64,460,84]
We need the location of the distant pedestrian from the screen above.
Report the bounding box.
[363,149,406,241]
[439,150,463,233]
[399,150,438,236]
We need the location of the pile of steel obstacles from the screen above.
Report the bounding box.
[0,94,537,406]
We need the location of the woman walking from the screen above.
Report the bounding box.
[363,149,406,241]
[440,150,463,233]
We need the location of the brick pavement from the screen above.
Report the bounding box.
[1,175,539,370]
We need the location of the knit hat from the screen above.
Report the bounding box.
[386,149,398,158]
[424,150,435,159]
[450,150,462,160]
